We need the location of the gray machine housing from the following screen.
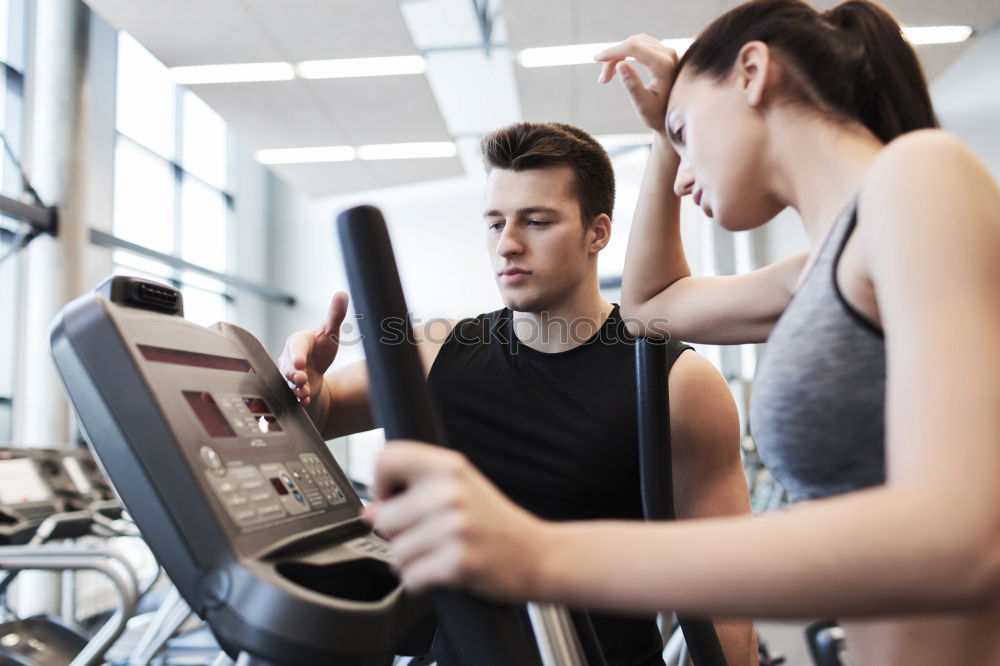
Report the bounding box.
[50,280,428,665]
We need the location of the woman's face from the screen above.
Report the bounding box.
[666,68,785,231]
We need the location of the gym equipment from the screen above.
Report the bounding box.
[0,545,138,666]
[805,619,845,666]
[635,338,727,666]
[0,445,159,666]
[0,448,76,545]
[337,204,600,666]
[51,275,431,665]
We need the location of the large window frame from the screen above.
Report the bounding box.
[111,31,236,327]
[0,0,27,441]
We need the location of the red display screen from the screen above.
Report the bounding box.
[183,391,236,438]
[140,345,252,373]
[243,397,271,414]
[254,415,283,433]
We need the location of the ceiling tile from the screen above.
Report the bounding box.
[365,157,465,188]
[190,80,351,149]
[85,0,284,66]
[516,64,647,135]
[306,76,453,145]
[917,42,973,81]
[240,0,418,61]
[268,157,464,197]
[504,0,732,49]
[504,0,1000,50]
[267,160,382,197]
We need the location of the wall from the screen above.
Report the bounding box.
[932,22,1000,179]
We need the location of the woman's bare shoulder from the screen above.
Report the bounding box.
[865,129,984,191]
[860,129,998,234]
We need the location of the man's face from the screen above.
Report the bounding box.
[483,166,595,313]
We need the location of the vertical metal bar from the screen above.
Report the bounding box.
[526,602,587,666]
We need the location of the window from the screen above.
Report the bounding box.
[0,0,26,441]
[113,32,232,327]
[0,226,17,440]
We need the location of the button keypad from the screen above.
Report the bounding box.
[206,465,288,528]
[299,453,347,505]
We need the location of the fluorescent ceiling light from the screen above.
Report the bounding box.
[255,142,458,164]
[170,62,295,85]
[357,142,457,160]
[518,39,693,68]
[903,25,973,45]
[296,55,426,79]
[595,133,655,149]
[518,26,971,68]
[255,146,356,165]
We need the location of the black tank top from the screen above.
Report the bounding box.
[428,304,691,666]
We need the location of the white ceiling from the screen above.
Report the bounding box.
[84,0,1000,198]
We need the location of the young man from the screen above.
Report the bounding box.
[279,122,755,665]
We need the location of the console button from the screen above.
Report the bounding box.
[200,446,222,470]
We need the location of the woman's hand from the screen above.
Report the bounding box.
[365,441,551,601]
[595,35,680,134]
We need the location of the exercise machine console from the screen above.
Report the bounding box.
[51,276,428,665]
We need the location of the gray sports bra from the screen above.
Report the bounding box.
[750,200,886,502]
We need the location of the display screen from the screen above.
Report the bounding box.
[243,397,271,414]
[184,391,236,438]
[140,345,252,373]
[254,415,283,434]
[0,459,53,504]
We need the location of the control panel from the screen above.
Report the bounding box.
[117,317,361,545]
[202,453,348,531]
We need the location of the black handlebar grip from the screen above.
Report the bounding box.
[337,204,543,666]
[636,338,728,666]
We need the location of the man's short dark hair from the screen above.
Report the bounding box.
[480,122,615,229]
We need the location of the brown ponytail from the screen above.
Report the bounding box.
[676,0,939,143]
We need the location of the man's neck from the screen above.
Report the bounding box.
[511,290,613,354]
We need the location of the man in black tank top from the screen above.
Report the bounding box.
[279,123,755,665]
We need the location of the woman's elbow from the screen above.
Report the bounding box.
[619,299,645,337]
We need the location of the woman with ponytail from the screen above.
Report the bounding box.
[365,1,1000,662]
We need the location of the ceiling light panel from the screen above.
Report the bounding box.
[903,25,974,45]
[357,142,457,160]
[518,38,693,68]
[255,146,356,165]
[255,142,459,165]
[170,62,295,84]
[296,55,426,79]
[595,133,654,149]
